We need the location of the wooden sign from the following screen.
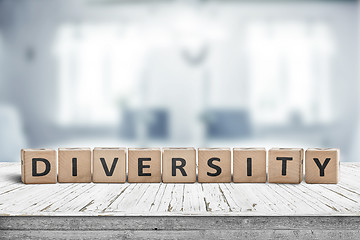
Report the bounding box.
[20,147,340,184]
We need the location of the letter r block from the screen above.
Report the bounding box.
[21,149,57,184]
[93,147,126,183]
[162,147,196,183]
[305,148,339,184]
[128,148,161,183]
[198,148,231,183]
[58,148,91,183]
[268,148,304,184]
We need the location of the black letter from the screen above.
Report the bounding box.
[172,158,187,176]
[276,157,293,176]
[32,158,51,176]
[100,158,119,176]
[138,158,151,176]
[72,158,77,176]
[247,158,252,176]
[207,157,222,176]
[313,158,331,177]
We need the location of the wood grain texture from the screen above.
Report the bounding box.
[93,147,126,183]
[305,148,339,184]
[162,147,196,183]
[21,149,57,184]
[268,148,304,184]
[58,148,91,183]
[198,148,231,183]
[1,162,360,216]
[128,148,161,183]
[233,148,266,183]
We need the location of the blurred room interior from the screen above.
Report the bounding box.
[0,0,358,162]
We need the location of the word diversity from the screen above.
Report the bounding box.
[21,147,339,184]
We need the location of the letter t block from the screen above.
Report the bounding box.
[268,148,304,184]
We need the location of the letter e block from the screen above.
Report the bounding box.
[128,148,161,183]
[58,148,91,183]
[21,149,57,184]
[233,148,266,183]
[198,148,231,183]
[305,148,339,184]
[268,148,304,184]
[162,147,196,183]
[93,147,126,183]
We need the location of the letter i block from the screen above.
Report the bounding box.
[162,147,196,183]
[305,148,339,184]
[268,148,304,184]
[233,148,266,183]
[93,147,126,183]
[58,148,91,183]
[198,148,231,183]
[128,148,161,183]
[21,149,57,184]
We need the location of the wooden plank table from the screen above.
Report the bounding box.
[0,162,359,239]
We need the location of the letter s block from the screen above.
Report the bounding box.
[58,148,91,183]
[198,148,231,183]
[21,149,57,184]
[268,148,304,184]
[128,148,161,183]
[93,147,126,183]
[305,148,339,184]
[162,147,196,183]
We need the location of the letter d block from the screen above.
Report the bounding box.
[21,149,57,184]
[93,147,126,183]
[268,148,304,184]
[58,148,91,183]
[162,147,196,183]
[305,148,339,184]
[198,148,231,183]
[128,148,161,183]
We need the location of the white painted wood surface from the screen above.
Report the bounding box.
[0,162,359,216]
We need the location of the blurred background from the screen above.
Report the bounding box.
[0,0,358,162]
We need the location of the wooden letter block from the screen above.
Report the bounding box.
[128,148,161,183]
[162,147,196,183]
[268,148,304,184]
[21,149,57,184]
[93,147,126,183]
[305,148,339,184]
[198,148,231,183]
[58,148,91,183]
[233,148,266,183]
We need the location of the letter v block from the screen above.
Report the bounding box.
[198,148,231,183]
[268,148,304,184]
[21,149,57,184]
[128,148,161,183]
[58,148,91,183]
[93,147,126,183]
[162,147,196,183]
[305,148,339,184]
